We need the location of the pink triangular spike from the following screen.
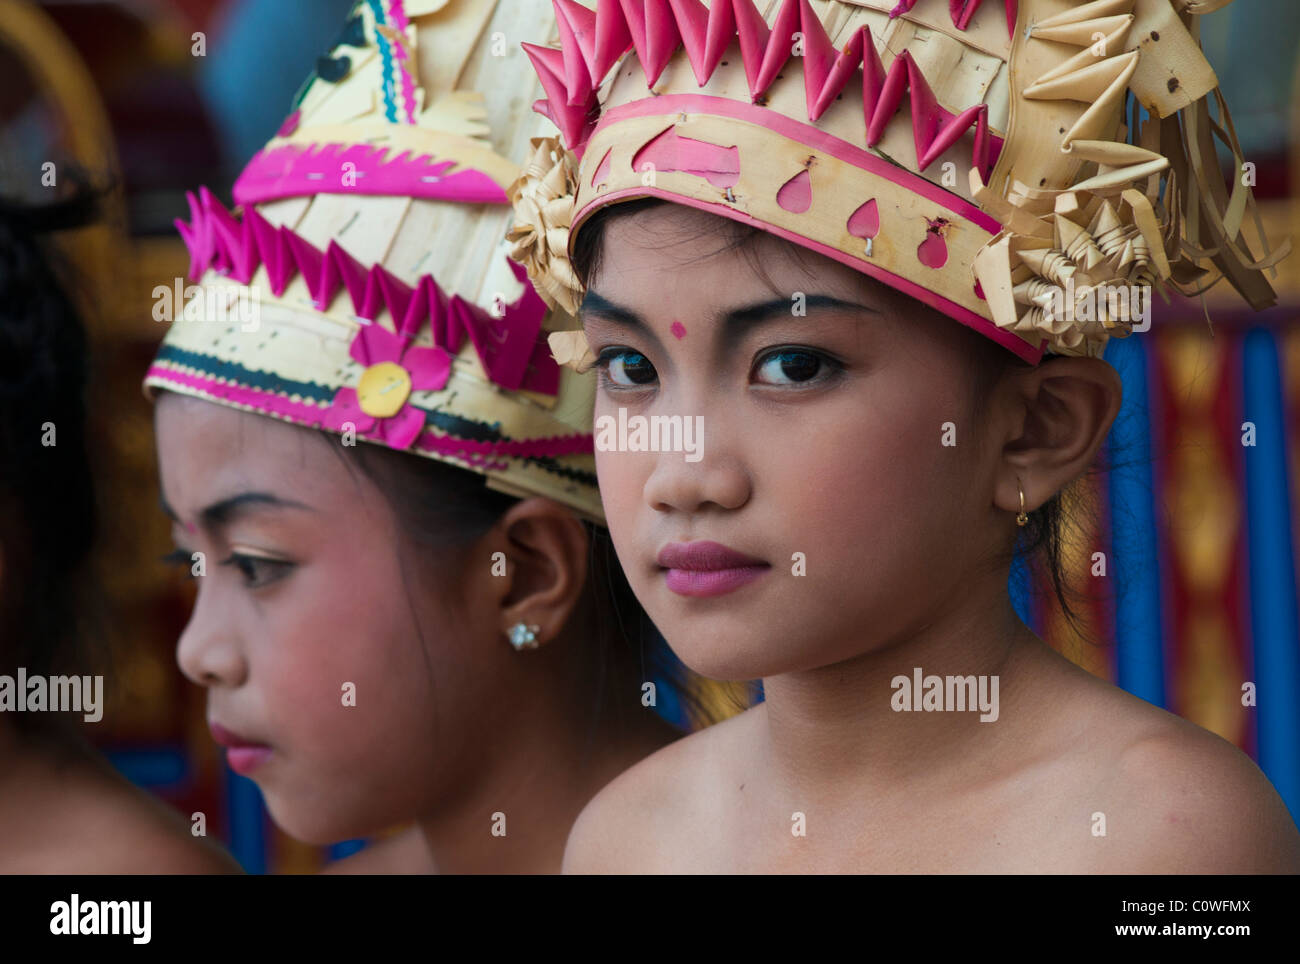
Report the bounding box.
[374,266,414,332]
[702,0,737,75]
[422,276,455,350]
[553,0,597,104]
[918,103,983,171]
[282,229,326,309]
[808,17,863,119]
[326,241,370,314]
[359,265,387,321]
[448,296,484,368]
[641,0,682,87]
[731,0,771,97]
[866,49,909,146]
[754,0,800,97]
[903,54,951,172]
[617,0,650,76]
[889,0,920,17]
[593,0,634,79]
[668,0,712,86]
[860,27,887,135]
[198,188,229,275]
[176,191,208,280]
[210,200,254,282]
[795,0,838,117]
[1005,0,1017,39]
[401,275,429,341]
[522,43,592,149]
[245,208,291,297]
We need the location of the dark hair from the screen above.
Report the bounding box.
[323,436,716,737]
[0,188,102,728]
[571,197,1106,650]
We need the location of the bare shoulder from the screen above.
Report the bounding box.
[319,825,435,875]
[562,706,760,874]
[3,742,242,874]
[1058,672,1300,873]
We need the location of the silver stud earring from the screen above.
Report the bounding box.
[507,623,541,651]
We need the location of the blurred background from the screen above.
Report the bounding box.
[0,0,1297,873]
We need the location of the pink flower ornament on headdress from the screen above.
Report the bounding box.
[322,322,452,451]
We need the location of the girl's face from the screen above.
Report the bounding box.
[154,393,480,844]
[583,205,1013,680]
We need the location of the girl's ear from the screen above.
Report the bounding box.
[994,356,1123,517]
[486,498,591,650]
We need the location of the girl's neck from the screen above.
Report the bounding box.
[757,588,1044,800]
[414,679,679,874]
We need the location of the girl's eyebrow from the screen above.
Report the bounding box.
[580,291,667,357]
[719,294,877,351]
[582,290,877,356]
[159,490,316,532]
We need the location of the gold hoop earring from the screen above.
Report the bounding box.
[1016,481,1029,527]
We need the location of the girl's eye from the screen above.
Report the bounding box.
[221,553,293,589]
[594,348,657,388]
[753,348,834,386]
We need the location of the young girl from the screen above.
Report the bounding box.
[145,0,695,873]
[508,0,1300,872]
[0,189,240,873]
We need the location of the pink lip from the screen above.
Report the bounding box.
[210,721,273,776]
[657,540,770,598]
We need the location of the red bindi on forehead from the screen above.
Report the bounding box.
[670,321,687,339]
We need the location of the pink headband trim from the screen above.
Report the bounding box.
[176,187,556,394]
[146,365,596,461]
[595,92,1004,233]
[574,185,1043,363]
[232,142,509,207]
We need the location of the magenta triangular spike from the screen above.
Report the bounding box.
[731,0,771,96]
[617,0,650,77]
[641,0,682,87]
[422,276,455,350]
[1005,0,1017,39]
[553,0,597,104]
[176,191,208,280]
[797,0,839,117]
[245,209,289,297]
[400,275,430,342]
[904,54,948,171]
[358,265,386,321]
[701,0,736,76]
[448,296,485,369]
[667,0,712,86]
[919,103,983,171]
[522,43,591,149]
[889,0,920,18]
[281,229,327,309]
[866,49,909,146]
[806,8,859,120]
[327,240,370,314]
[593,0,633,79]
[753,0,800,97]
[209,199,253,282]
[197,188,226,275]
[374,265,414,330]
[860,26,887,137]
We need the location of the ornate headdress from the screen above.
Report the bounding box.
[144,0,606,525]
[507,0,1287,364]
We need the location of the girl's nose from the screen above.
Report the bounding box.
[175,582,249,688]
